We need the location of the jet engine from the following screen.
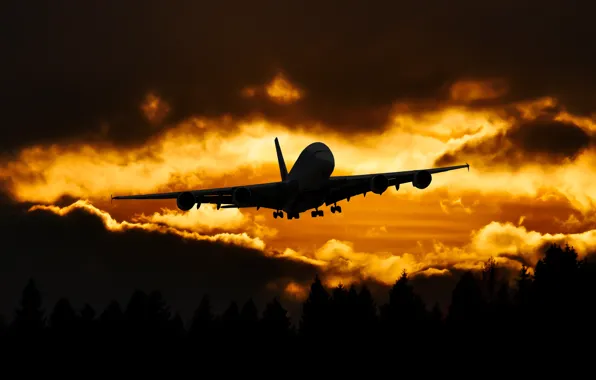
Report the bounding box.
[412,170,432,189]
[233,187,252,205]
[370,174,389,194]
[176,191,197,211]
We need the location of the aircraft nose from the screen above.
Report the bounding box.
[314,150,335,175]
[314,150,333,163]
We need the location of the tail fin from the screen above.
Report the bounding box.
[274,137,288,181]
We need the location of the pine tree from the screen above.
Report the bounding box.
[13,278,45,338]
[299,274,330,338]
[189,294,213,340]
[49,297,77,332]
[262,297,291,336]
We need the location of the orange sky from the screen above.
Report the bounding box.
[2,74,596,297]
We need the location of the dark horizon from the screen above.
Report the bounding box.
[2,243,594,348]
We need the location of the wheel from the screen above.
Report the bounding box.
[273,211,278,219]
[288,214,293,220]
[317,210,324,217]
[279,212,284,218]
[337,206,342,213]
[331,206,336,213]
[295,213,300,219]
[311,211,317,218]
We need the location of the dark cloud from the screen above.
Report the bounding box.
[508,119,593,158]
[2,0,596,150]
[0,196,319,321]
[435,118,595,167]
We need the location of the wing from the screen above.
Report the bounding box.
[111,181,289,210]
[323,163,469,206]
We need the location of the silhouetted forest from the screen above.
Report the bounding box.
[1,243,595,347]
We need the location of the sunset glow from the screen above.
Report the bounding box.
[14,86,596,297]
[3,2,596,309]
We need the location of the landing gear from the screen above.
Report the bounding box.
[311,209,324,218]
[288,212,300,220]
[330,204,342,214]
[273,210,284,219]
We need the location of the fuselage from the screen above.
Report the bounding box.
[283,142,335,213]
[112,137,468,218]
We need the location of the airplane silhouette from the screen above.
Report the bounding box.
[112,138,469,219]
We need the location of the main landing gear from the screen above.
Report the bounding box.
[311,209,324,218]
[330,204,342,214]
[311,204,342,217]
[274,210,300,219]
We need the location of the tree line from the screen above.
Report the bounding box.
[1,243,594,347]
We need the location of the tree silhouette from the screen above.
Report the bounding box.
[330,283,350,340]
[146,290,172,339]
[188,294,214,342]
[240,298,258,323]
[261,297,291,342]
[219,301,240,344]
[515,265,532,305]
[124,289,149,340]
[80,303,95,322]
[49,297,77,339]
[430,302,442,324]
[12,278,45,338]
[240,298,259,341]
[482,256,498,302]
[299,274,330,339]
[354,284,378,341]
[125,290,148,321]
[2,242,594,348]
[170,313,186,339]
[381,270,427,337]
[100,300,124,326]
[222,301,240,324]
[78,303,97,338]
[492,282,513,331]
[447,271,485,328]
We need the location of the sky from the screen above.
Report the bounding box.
[1,0,596,320]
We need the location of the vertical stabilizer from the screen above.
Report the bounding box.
[274,137,288,181]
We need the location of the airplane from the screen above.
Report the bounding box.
[111,138,469,220]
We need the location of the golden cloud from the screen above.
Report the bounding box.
[265,72,302,104]
[29,200,267,251]
[239,72,303,105]
[26,199,596,296]
[278,218,596,287]
[2,95,596,215]
[439,197,476,215]
[133,204,278,239]
[4,92,596,301]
